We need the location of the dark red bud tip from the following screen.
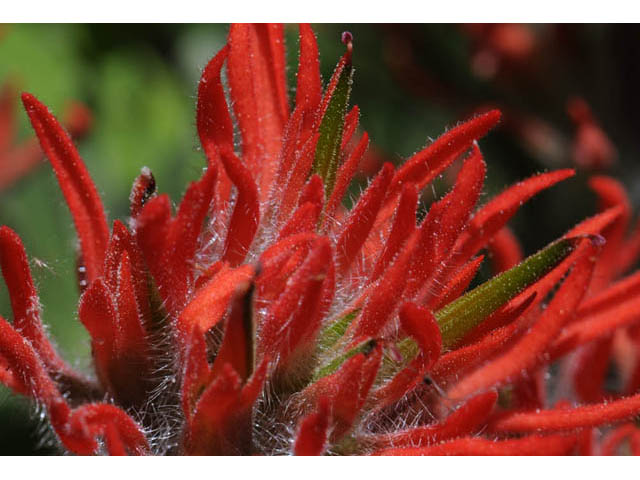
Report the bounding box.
[341,31,353,63]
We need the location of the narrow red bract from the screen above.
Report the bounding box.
[374,434,578,456]
[3,23,640,456]
[492,393,640,433]
[21,93,109,283]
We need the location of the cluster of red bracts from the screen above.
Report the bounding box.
[2,23,640,456]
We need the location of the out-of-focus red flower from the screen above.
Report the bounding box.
[464,24,537,79]
[568,96,618,170]
[2,23,640,456]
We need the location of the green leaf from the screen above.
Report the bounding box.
[317,309,359,351]
[435,236,582,348]
[312,60,353,197]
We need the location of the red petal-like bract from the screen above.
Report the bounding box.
[184,360,268,455]
[197,45,234,160]
[455,169,575,262]
[493,393,640,433]
[294,397,331,456]
[295,24,322,134]
[21,93,109,284]
[0,83,93,193]
[258,237,332,370]
[433,255,484,310]
[336,162,393,274]
[7,23,640,456]
[375,434,577,456]
[408,145,485,300]
[220,149,260,266]
[178,264,255,342]
[324,132,370,228]
[369,182,418,282]
[228,24,288,201]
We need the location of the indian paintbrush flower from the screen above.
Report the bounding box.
[2,23,640,456]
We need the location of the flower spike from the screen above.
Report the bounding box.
[8,22,640,456]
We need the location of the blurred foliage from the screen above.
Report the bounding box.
[1,24,639,454]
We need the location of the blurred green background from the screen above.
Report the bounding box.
[1,24,639,454]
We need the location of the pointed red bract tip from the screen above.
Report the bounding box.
[389,110,501,202]
[455,168,575,261]
[178,264,255,343]
[21,92,109,284]
[197,44,234,162]
[336,162,394,274]
[399,302,441,369]
[296,24,322,137]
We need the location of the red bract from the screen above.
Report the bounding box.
[3,23,640,456]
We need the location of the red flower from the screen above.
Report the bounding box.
[2,23,640,456]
